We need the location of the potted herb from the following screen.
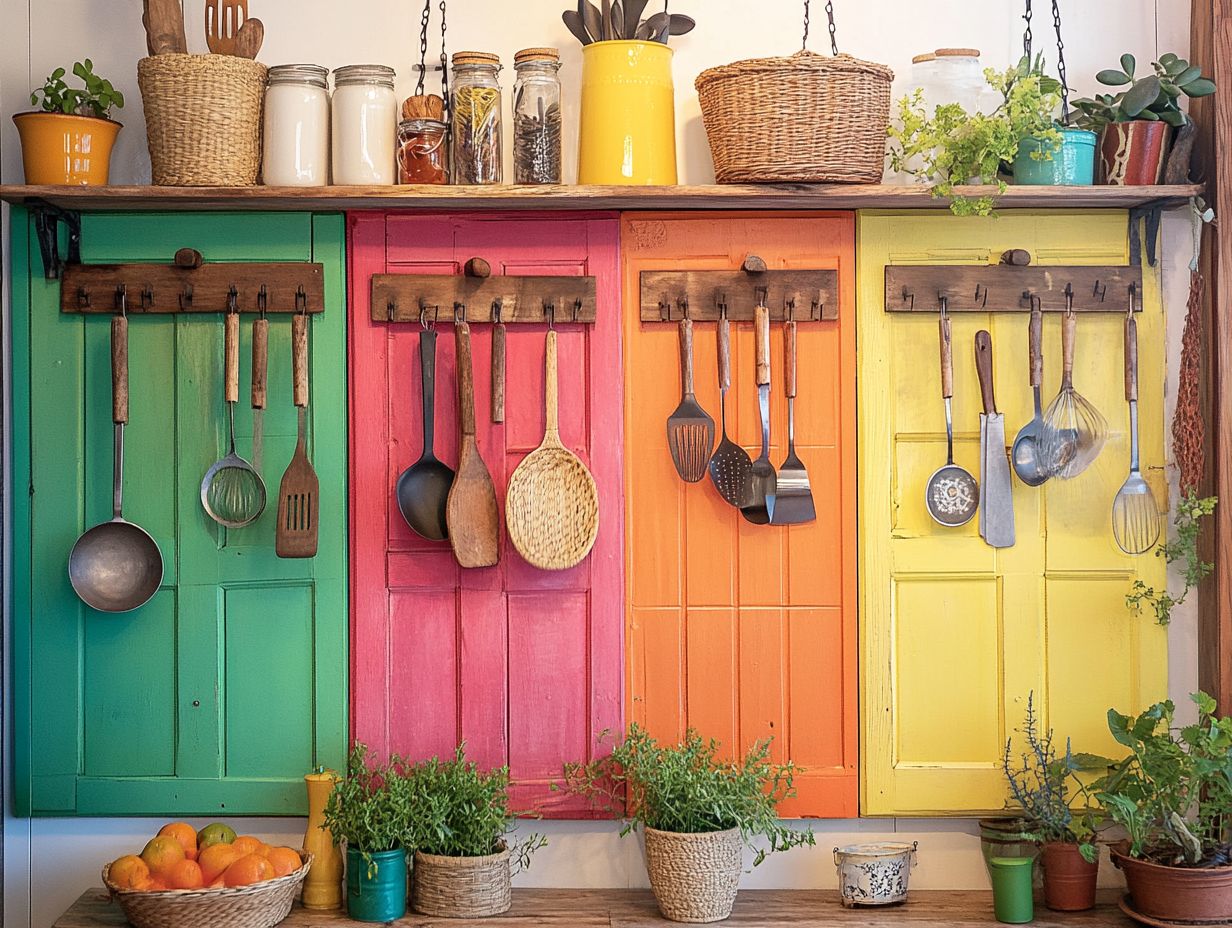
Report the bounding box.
[1072,54,1215,185]
[1096,693,1232,923]
[405,747,544,919]
[1002,695,1109,911]
[560,725,814,924]
[323,745,411,923]
[13,60,124,185]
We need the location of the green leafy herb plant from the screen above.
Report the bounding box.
[1002,693,1110,862]
[323,743,414,875]
[1095,692,1232,868]
[30,60,124,119]
[1072,53,1215,132]
[558,724,815,866]
[1126,491,1216,626]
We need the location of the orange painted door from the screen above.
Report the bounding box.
[622,213,858,817]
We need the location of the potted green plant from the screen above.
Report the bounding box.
[1001,695,1109,911]
[405,747,545,919]
[13,60,124,185]
[1096,692,1232,923]
[560,725,815,924]
[1072,53,1215,185]
[323,745,412,923]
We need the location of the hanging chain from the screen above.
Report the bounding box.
[415,0,431,96]
[825,0,838,55]
[802,0,810,50]
[439,0,450,123]
[1051,0,1069,122]
[1023,0,1033,61]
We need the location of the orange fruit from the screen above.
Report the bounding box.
[164,859,204,890]
[224,853,275,887]
[207,877,225,890]
[108,855,150,890]
[265,846,302,878]
[142,877,170,892]
[158,823,199,861]
[198,843,242,883]
[141,836,186,876]
[231,836,262,856]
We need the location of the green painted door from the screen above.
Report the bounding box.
[11,210,348,816]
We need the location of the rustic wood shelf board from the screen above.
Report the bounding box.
[885,265,1145,313]
[56,888,1134,928]
[371,274,598,324]
[0,183,1204,213]
[60,262,326,314]
[639,268,839,322]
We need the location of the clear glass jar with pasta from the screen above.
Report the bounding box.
[450,51,504,185]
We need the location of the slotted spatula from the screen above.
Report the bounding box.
[205,0,247,55]
[276,313,319,558]
[708,308,752,506]
[666,315,715,483]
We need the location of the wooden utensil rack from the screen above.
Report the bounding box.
[638,257,839,322]
[59,249,326,315]
[885,263,1145,313]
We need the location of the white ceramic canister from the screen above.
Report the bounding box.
[833,842,919,908]
[263,64,331,186]
[331,64,397,185]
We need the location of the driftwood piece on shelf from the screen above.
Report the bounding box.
[371,274,598,324]
[885,264,1145,313]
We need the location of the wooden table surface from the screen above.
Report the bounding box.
[57,887,1136,927]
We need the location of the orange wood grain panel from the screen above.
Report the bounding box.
[621,213,858,817]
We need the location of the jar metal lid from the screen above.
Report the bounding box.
[515,47,560,63]
[333,64,397,88]
[453,51,501,67]
[399,118,447,131]
[269,64,329,88]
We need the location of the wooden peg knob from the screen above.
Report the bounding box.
[742,255,768,274]
[174,248,204,269]
[464,257,492,279]
[999,249,1032,267]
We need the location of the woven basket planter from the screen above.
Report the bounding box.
[644,827,742,924]
[411,844,512,918]
[102,851,312,928]
[695,51,893,184]
[137,54,268,186]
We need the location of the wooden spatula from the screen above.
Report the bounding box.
[446,322,500,568]
[276,313,319,559]
[205,0,247,55]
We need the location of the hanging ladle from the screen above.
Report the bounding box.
[1011,295,1054,487]
[396,314,455,540]
[925,299,979,526]
[68,302,164,613]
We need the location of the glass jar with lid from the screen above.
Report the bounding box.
[451,51,503,185]
[512,48,562,185]
[926,48,1000,115]
[398,118,449,184]
[331,64,397,185]
[263,64,330,186]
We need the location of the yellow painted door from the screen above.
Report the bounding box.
[858,210,1168,816]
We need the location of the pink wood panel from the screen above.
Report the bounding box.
[349,213,623,816]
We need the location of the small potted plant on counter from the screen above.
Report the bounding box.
[14,59,124,185]
[1097,692,1232,923]
[323,745,412,923]
[1002,695,1109,911]
[406,747,545,919]
[560,725,814,924]
[1072,53,1215,185]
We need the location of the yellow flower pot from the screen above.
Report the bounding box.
[577,41,677,185]
[13,112,121,185]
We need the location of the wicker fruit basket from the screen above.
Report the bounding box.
[102,851,313,928]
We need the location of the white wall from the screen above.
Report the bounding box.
[0,2,1201,926]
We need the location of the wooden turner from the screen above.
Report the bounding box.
[205,0,247,55]
[445,322,500,568]
[276,313,319,558]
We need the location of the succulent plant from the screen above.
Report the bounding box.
[1071,53,1215,131]
[30,60,124,119]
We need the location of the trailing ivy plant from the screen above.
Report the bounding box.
[1002,693,1110,862]
[1072,53,1215,132]
[323,744,413,875]
[888,54,1063,216]
[557,724,814,866]
[1126,491,1216,626]
[31,60,124,119]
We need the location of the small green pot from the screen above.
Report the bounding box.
[346,847,408,923]
[1013,128,1097,185]
[989,856,1036,924]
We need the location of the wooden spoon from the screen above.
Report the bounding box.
[234,16,264,59]
[445,322,500,568]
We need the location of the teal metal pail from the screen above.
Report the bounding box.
[346,847,408,922]
[1013,128,1097,185]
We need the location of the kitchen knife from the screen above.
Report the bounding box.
[975,330,1015,548]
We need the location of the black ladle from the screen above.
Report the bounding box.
[397,328,455,541]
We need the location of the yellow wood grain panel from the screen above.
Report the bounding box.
[859,211,1169,816]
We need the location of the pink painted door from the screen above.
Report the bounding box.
[348,213,623,815]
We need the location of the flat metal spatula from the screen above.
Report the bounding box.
[741,305,777,525]
[666,316,715,483]
[708,310,753,506]
[770,318,815,525]
[276,313,319,559]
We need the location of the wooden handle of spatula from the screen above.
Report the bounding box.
[678,318,695,394]
[1125,314,1138,402]
[456,322,476,438]
[717,316,731,392]
[939,315,953,400]
[252,317,268,410]
[112,314,128,425]
[1029,300,1043,388]
[225,310,240,405]
[975,330,996,416]
[292,313,308,408]
[754,305,770,387]
[784,320,798,399]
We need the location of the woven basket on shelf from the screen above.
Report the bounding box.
[411,844,512,918]
[102,850,312,928]
[695,51,893,184]
[644,827,742,924]
[137,54,268,186]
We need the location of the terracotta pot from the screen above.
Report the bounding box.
[1041,842,1098,912]
[1111,845,1232,922]
[13,111,121,185]
[1098,121,1172,185]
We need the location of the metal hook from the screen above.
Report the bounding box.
[573,298,582,323]
[785,297,796,322]
[1025,292,1042,314]
[659,294,672,322]
[77,287,91,310]
[227,285,239,314]
[1093,279,1108,302]
[716,292,728,319]
[141,286,154,310]
[491,298,503,325]
[295,285,308,315]
[938,294,948,319]
[810,294,823,321]
[1064,284,1075,318]
[179,284,193,311]
[677,296,690,320]
[754,285,769,307]
[114,284,128,316]
[387,299,397,323]
[1128,283,1139,317]
[543,299,556,329]
[419,305,429,330]
[453,301,466,324]
[975,283,989,307]
[257,285,268,319]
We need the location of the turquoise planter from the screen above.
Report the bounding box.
[1013,128,1097,185]
[346,847,408,922]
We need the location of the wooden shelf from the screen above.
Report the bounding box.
[0,182,1204,213]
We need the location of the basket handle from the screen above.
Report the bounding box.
[802,0,839,55]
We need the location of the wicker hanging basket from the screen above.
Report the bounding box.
[137,54,268,186]
[696,50,893,184]
[644,827,742,924]
[411,845,512,918]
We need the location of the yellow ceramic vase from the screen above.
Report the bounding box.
[577,40,677,185]
[302,769,344,909]
[13,112,120,185]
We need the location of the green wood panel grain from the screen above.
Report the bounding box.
[11,209,349,816]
